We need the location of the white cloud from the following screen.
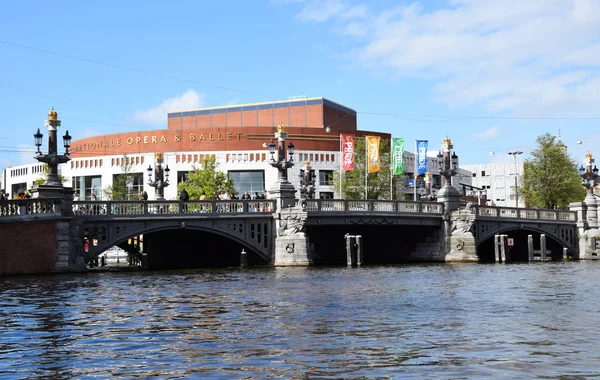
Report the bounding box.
[134,89,204,126]
[297,0,347,22]
[291,0,600,115]
[471,126,499,141]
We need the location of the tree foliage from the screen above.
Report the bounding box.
[103,155,136,200]
[330,137,406,199]
[177,155,233,200]
[521,133,585,209]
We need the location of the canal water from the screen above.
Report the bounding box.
[1,262,600,379]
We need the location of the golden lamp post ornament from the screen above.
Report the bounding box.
[147,152,170,200]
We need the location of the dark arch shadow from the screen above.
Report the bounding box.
[84,225,270,270]
[477,228,566,262]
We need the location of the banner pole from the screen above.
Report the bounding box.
[339,133,342,199]
[365,136,368,199]
[390,139,393,200]
[414,139,417,202]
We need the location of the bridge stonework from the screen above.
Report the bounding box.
[0,198,582,274]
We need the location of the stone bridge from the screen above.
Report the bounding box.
[0,197,580,274]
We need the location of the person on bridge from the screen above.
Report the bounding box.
[179,188,189,212]
[179,188,189,202]
[140,191,148,201]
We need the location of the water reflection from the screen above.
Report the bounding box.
[1,263,600,378]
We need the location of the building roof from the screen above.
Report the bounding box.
[167,97,356,118]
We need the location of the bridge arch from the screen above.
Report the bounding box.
[475,224,575,262]
[79,217,273,267]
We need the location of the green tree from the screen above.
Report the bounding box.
[178,155,233,199]
[331,137,401,199]
[521,133,585,209]
[103,155,136,200]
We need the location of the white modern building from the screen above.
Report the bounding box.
[461,162,524,207]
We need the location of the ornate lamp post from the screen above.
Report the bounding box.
[147,152,170,200]
[298,160,316,199]
[34,108,72,187]
[268,123,296,210]
[579,152,599,229]
[507,151,523,207]
[436,136,460,211]
[268,123,295,180]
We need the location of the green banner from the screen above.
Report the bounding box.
[392,138,405,175]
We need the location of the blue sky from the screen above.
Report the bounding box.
[1,0,599,171]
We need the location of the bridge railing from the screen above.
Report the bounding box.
[0,199,59,219]
[473,205,576,221]
[304,199,444,214]
[73,199,276,217]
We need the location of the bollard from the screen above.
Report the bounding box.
[240,249,248,268]
[563,247,568,260]
[100,256,106,267]
[540,234,547,261]
[346,234,357,266]
[500,234,507,263]
[494,235,500,262]
[355,235,363,266]
[527,235,534,261]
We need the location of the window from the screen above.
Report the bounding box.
[229,170,265,197]
[73,175,102,200]
[472,173,477,177]
[481,171,486,176]
[177,171,189,183]
[319,170,333,186]
[111,173,144,200]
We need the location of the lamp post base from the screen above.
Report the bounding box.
[437,185,460,213]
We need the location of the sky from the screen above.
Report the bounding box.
[1,0,599,172]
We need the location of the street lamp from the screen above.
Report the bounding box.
[147,152,170,200]
[580,152,599,194]
[435,136,461,212]
[507,151,523,208]
[269,123,295,180]
[437,136,459,186]
[33,108,72,187]
[298,160,316,199]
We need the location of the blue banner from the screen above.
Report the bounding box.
[416,140,428,175]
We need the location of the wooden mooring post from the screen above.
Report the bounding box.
[345,234,363,266]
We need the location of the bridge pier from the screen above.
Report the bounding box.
[494,234,508,262]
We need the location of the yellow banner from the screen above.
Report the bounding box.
[367,136,381,173]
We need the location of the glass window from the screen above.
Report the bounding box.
[111,172,144,200]
[177,171,189,183]
[319,170,333,186]
[73,175,102,200]
[472,173,476,177]
[229,170,265,197]
[481,171,486,176]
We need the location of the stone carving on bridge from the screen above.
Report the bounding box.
[446,209,478,262]
[277,208,307,236]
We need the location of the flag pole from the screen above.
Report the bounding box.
[390,139,393,200]
[414,139,417,202]
[365,136,368,199]
[339,133,342,199]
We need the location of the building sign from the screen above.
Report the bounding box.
[71,132,244,153]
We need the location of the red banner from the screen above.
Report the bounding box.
[341,134,355,171]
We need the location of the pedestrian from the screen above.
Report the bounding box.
[140,191,148,201]
[213,192,220,200]
[230,192,238,200]
[242,191,251,200]
[91,193,97,201]
[262,189,268,199]
[254,192,261,200]
[73,193,80,201]
[179,188,189,201]
[0,189,6,200]
[179,188,189,212]
[199,193,206,200]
